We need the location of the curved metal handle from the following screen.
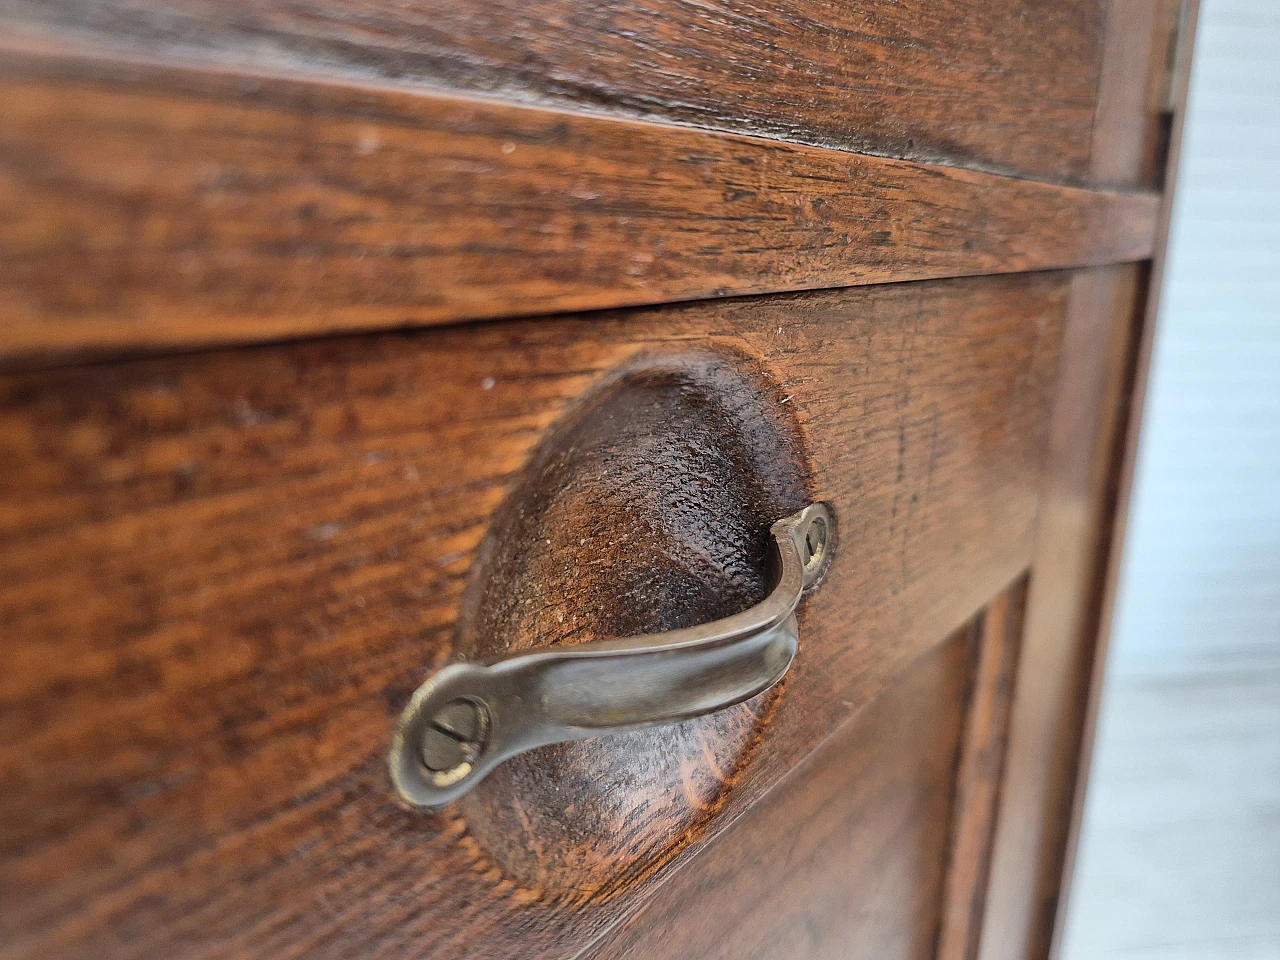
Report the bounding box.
[389,503,833,809]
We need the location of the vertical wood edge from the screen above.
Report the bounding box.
[977,263,1146,960]
[976,3,1199,956]
[1087,0,1185,188]
[937,575,1031,960]
[1048,2,1202,956]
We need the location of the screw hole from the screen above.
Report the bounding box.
[803,515,828,573]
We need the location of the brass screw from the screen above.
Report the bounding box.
[803,515,828,573]
[421,699,487,775]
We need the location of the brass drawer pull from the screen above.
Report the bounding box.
[389,503,833,809]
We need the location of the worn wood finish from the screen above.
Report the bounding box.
[978,8,1196,960]
[2,0,1110,184]
[453,354,809,897]
[591,579,1032,960]
[0,274,1065,960]
[0,44,1160,366]
[0,0,1193,955]
[1054,4,1201,956]
[590,625,978,960]
[938,579,1029,960]
[978,265,1147,960]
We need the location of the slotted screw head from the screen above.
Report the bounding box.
[420,698,487,773]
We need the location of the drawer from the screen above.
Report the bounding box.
[0,0,1187,955]
[4,271,1088,958]
[3,0,1140,188]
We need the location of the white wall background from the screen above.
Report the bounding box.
[1061,2,1280,958]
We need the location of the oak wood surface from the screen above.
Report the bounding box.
[937,579,1029,960]
[2,0,1111,184]
[978,265,1147,960]
[588,623,979,960]
[0,273,1066,960]
[0,44,1160,366]
[1088,0,1184,189]
[978,6,1197,959]
[452,353,809,897]
[589,580,1031,960]
[0,1,1191,955]
[1053,5,1202,958]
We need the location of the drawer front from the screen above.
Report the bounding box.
[0,0,1185,953]
[3,273,1067,959]
[3,0,1142,186]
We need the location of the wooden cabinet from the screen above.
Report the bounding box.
[0,2,1194,959]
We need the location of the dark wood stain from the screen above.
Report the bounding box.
[0,274,1064,959]
[0,1,1191,956]
[3,0,1109,183]
[589,621,981,960]
[456,353,809,896]
[0,43,1158,365]
[975,2,1193,955]
[979,265,1150,960]
[937,578,1029,960]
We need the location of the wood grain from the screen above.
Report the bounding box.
[2,0,1110,183]
[0,44,1160,366]
[976,7,1197,959]
[938,579,1029,960]
[0,273,1066,960]
[453,353,808,897]
[1056,5,1203,957]
[978,265,1147,960]
[588,625,978,960]
[974,5,1195,953]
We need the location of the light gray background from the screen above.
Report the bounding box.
[1061,2,1280,958]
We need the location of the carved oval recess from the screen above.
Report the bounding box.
[454,350,810,898]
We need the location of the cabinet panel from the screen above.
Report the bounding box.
[0,46,1157,365]
[0,273,1066,959]
[592,580,1029,960]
